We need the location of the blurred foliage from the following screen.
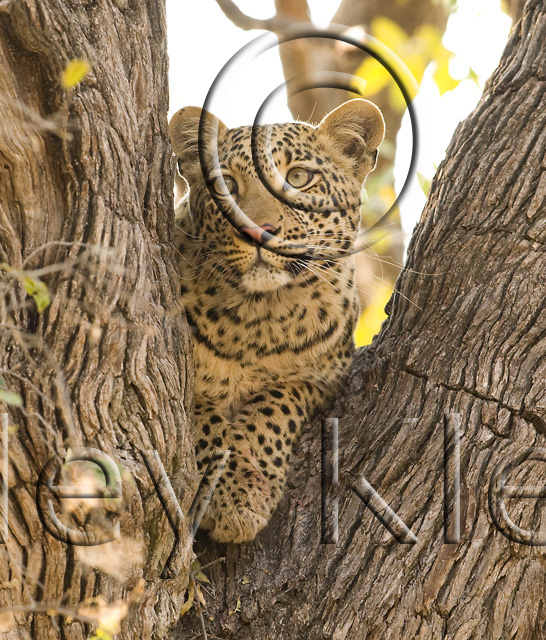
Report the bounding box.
[355,148,399,348]
[354,284,392,347]
[357,16,475,110]
[90,630,113,640]
[81,596,127,639]
[352,12,476,347]
[0,263,51,313]
[0,378,22,407]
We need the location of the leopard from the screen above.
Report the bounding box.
[169,99,385,543]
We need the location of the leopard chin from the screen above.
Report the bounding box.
[240,261,292,292]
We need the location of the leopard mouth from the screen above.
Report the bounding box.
[285,252,314,277]
[241,259,292,292]
[237,240,314,291]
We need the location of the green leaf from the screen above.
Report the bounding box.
[190,559,211,584]
[190,559,201,572]
[467,67,481,89]
[417,171,432,197]
[0,388,22,407]
[22,276,50,313]
[194,569,210,584]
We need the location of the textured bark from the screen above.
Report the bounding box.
[177,3,546,639]
[0,2,194,639]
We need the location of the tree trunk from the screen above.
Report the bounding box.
[0,2,194,639]
[178,1,546,638]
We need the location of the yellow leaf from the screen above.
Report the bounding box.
[433,53,460,95]
[228,597,242,616]
[62,59,91,89]
[241,575,251,585]
[370,17,409,52]
[180,579,195,617]
[195,582,206,607]
[354,286,392,347]
[1,264,50,312]
[22,276,50,313]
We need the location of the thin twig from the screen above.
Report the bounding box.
[198,557,226,572]
[0,603,98,628]
[195,598,208,640]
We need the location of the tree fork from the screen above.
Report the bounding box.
[179,3,546,639]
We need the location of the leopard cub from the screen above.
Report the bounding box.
[169,99,384,543]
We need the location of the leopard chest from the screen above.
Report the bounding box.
[187,289,357,415]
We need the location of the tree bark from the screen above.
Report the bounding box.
[0,2,194,639]
[177,1,546,638]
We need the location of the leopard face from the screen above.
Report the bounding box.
[170,100,385,295]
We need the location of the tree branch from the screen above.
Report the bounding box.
[214,0,296,33]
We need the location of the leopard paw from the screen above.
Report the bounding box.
[201,457,272,543]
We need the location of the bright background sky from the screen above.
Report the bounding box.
[166,0,512,240]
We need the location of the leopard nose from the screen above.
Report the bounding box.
[238,223,281,245]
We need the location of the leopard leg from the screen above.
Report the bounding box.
[192,385,323,543]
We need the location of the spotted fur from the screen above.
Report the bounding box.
[170,99,384,543]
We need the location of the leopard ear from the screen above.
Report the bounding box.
[317,99,385,179]
[169,106,227,179]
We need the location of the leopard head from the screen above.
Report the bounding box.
[169,99,384,293]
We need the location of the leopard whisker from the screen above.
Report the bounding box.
[295,259,340,292]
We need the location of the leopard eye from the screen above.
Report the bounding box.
[286,167,315,189]
[211,175,237,197]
